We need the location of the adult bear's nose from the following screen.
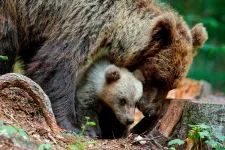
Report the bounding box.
[126,118,134,125]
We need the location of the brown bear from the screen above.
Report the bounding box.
[76,57,143,138]
[0,0,207,134]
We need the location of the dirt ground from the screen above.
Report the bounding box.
[0,87,150,150]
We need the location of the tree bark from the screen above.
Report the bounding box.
[177,97,225,140]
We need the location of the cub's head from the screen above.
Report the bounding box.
[98,65,143,125]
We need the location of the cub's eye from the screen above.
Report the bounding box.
[119,98,127,106]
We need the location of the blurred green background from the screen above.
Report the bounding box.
[168,0,225,93]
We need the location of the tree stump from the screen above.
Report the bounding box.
[178,97,225,139]
[131,95,225,149]
[142,97,225,149]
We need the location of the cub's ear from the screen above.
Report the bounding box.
[105,65,121,83]
[133,69,145,83]
[191,23,208,48]
[150,12,176,45]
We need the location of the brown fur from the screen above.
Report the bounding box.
[0,0,207,135]
[105,65,121,83]
[191,23,208,48]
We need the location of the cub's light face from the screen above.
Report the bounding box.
[99,67,143,125]
[112,96,138,125]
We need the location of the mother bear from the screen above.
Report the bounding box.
[0,0,207,135]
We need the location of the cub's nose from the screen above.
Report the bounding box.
[126,119,134,125]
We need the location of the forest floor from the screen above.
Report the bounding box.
[0,87,150,150]
[1,76,222,150]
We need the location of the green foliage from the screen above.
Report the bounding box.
[167,0,225,93]
[69,140,98,150]
[64,133,74,137]
[68,134,99,150]
[80,116,96,136]
[168,139,185,150]
[0,121,53,149]
[13,61,24,74]
[168,139,185,146]
[168,123,225,150]
[215,135,225,142]
[0,120,3,126]
[0,55,8,60]
[69,141,86,149]
[167,0,225,44]
[187,49,225,93]
[187,124,225,149]
[0,123,29,140]
[120,143,126,148]
[0,55,24,74]
[200,44,225,53]
[37,109,44,118]
[38,144,53,150]
[68,116,98,149]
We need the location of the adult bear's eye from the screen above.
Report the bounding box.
[119,98,127,106]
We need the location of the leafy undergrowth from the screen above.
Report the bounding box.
[168,124,225,150]
[0,86,148,150]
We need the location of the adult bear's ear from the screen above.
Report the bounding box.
[150,13,176,45]
[105,65,121,83]
[191,23,208,48]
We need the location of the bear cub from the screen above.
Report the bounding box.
[76,57,143,139]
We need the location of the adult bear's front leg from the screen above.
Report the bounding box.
[0,11,18,75]
[25,46,81,133]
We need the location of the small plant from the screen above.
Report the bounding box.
[80,116,96,136]
[168,123,225,150]
[0,55,8,60]
[69,137,98,150]
[37,109,44,118]
[0,122,29,140]
[38,143,53,150]
[0,120,3,126]
[168,139,185,150]
[13,61,24,74]
[0,121,53,149]
[68,116,98,150]
[188,124,225,149]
